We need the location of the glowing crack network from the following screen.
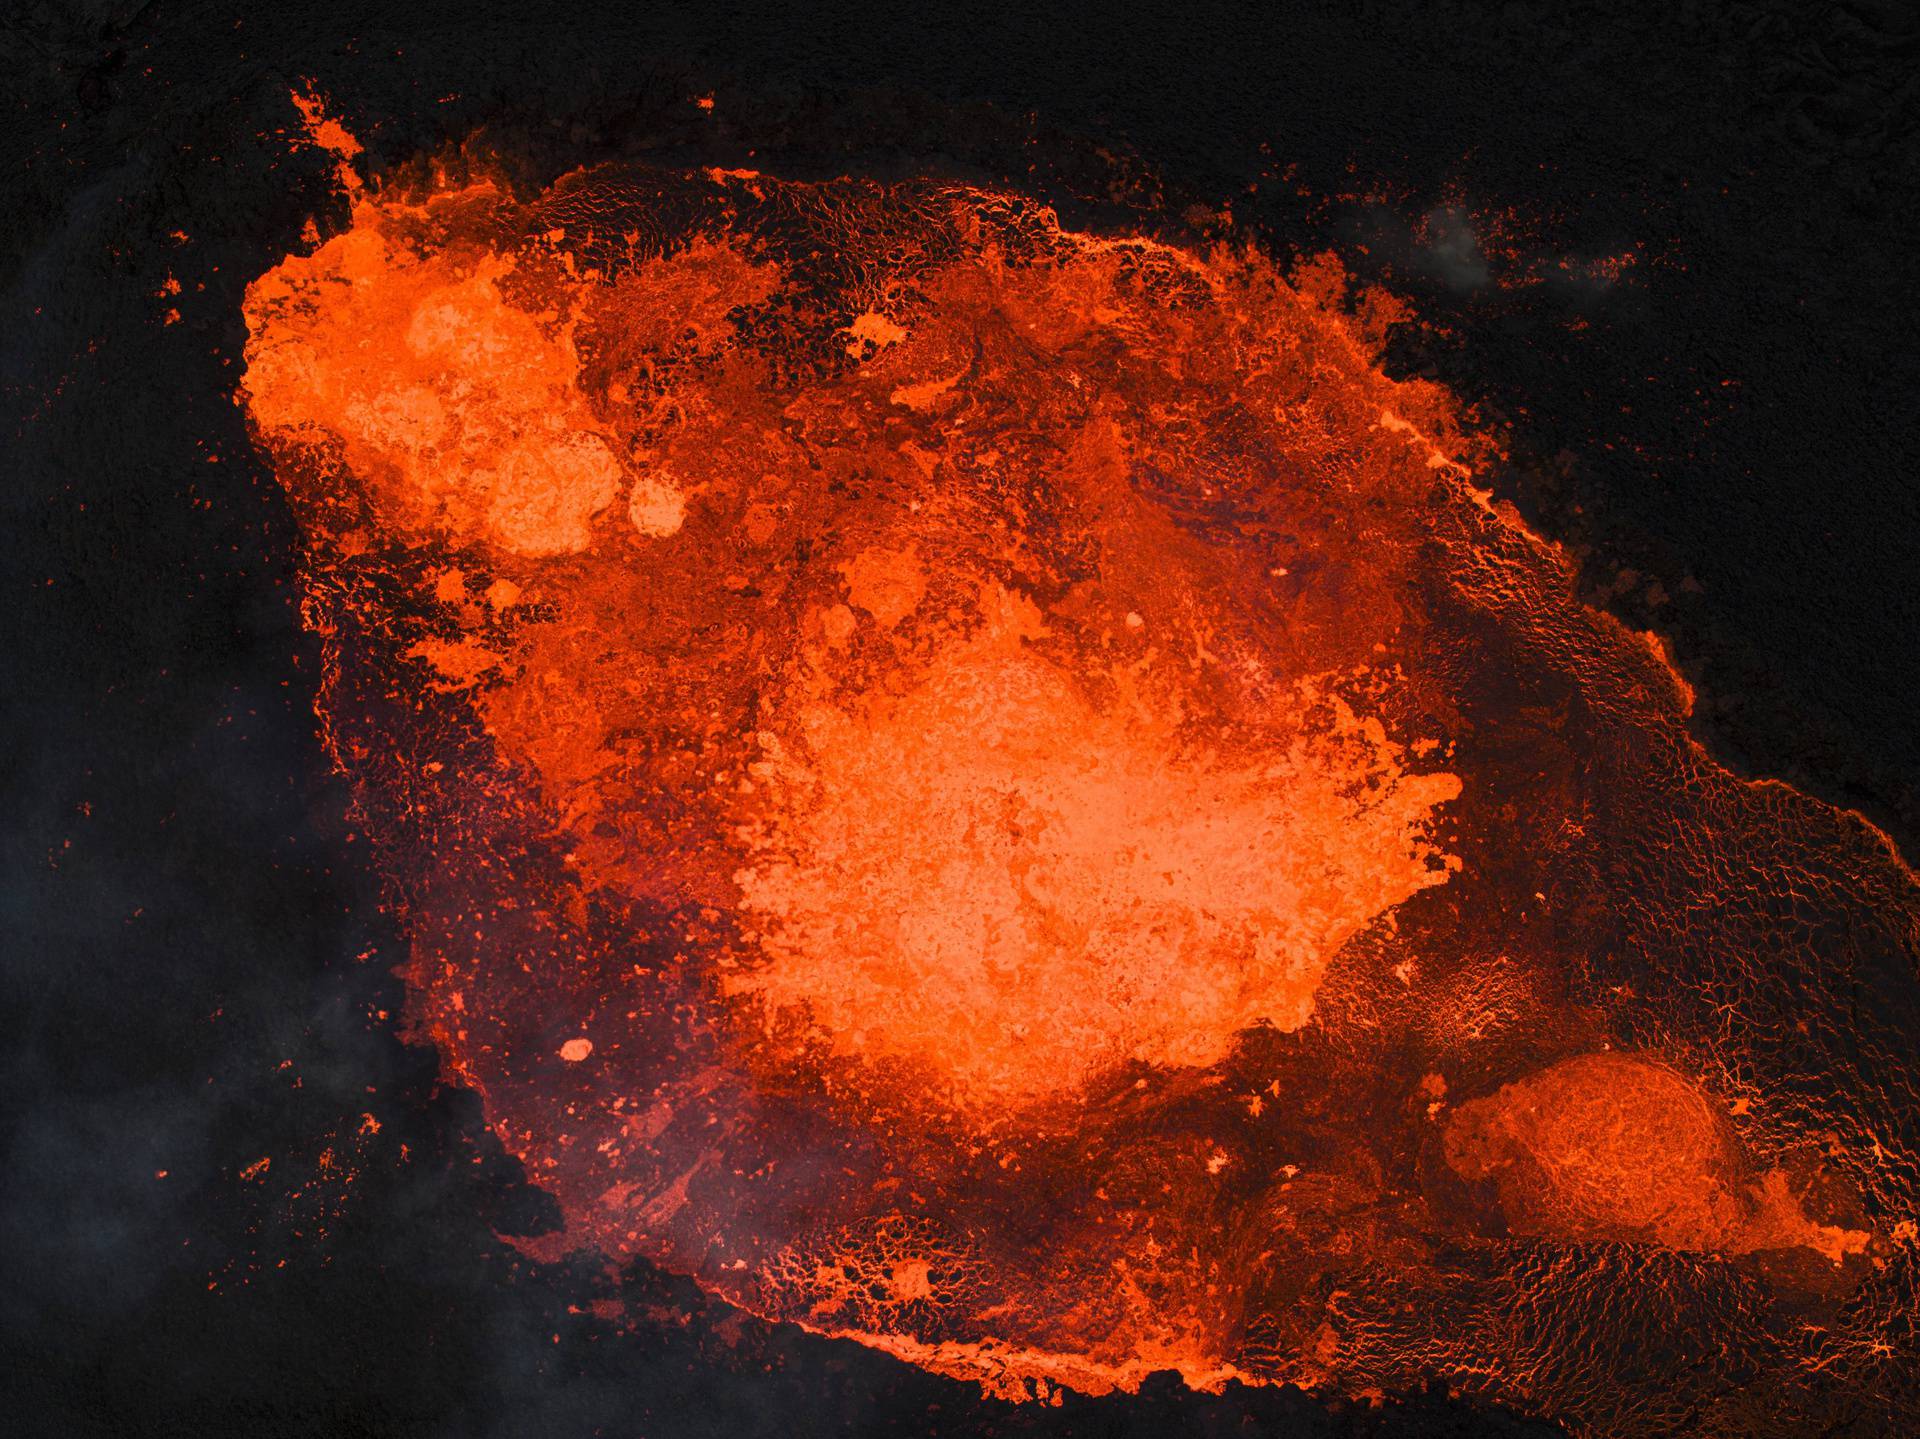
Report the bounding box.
[240,104,1920,1436]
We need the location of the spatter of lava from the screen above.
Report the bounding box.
[242,118,1920,1436]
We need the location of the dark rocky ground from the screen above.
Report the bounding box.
[3,2,1916,1435]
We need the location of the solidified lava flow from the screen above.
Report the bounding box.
[242,120,1920,1435]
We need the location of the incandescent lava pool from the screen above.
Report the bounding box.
[237,125,1920,1436]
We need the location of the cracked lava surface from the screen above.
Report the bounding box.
[239,127,1920,1434]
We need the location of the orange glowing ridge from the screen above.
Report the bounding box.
[239,96,1920,1436]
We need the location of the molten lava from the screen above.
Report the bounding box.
[241,108,1920,1436]
[729,610,1459,1109]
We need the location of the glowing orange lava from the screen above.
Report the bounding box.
[240,104,1920,1436]
[729,599,1459,1108]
